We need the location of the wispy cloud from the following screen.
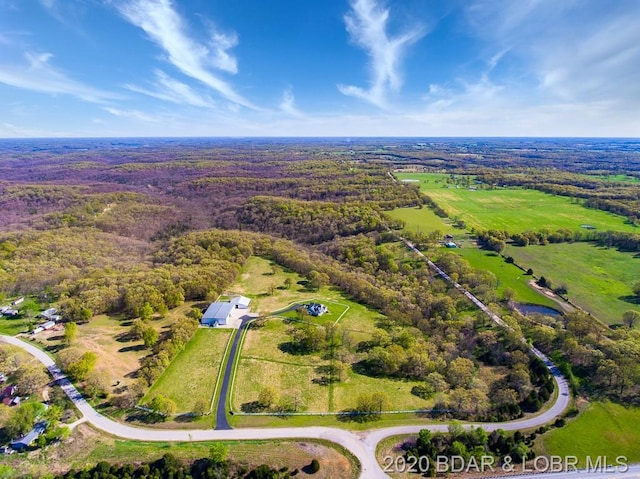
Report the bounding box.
[279,87,304,118]
[0,51,118,102]
[338,0,425,108]
[125,70,217,108]
[103,106,161,122]
[118,0,254,108]
[463,0,640,106]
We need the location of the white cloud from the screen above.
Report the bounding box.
[103,106,161,122]
[125,70,217,108]
[0,51,118,102]
[338,0,425,108]
[118,0,254,108]
[463,0,640,106]
[279,87,304,118]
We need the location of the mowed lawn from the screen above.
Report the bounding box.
[395,172,637,234]
[144,328,232,414]
[542,402,640,465]
[277,299,349,326]
[506,242,640,325]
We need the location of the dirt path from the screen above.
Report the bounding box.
[528,280,576,313]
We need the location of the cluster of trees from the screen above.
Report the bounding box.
[52,451,316,479]
[406,426,535,476]
[522,310,640,400]
[237,196,401,244]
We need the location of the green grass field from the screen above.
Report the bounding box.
[144,328,232,414]
[455,248,559,308]
[386,206,457,235]
[395,172,638,234]
[0,317,30,335]
[506,242,640,325]
[542,402,640,466]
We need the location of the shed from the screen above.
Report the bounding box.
[230,296,251,309]
[445,242,458,248]
[42,321,56,330]
[201,302,235,327]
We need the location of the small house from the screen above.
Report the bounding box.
[40,308,58,320]
[306,303,328,317]
[201,302,235,327]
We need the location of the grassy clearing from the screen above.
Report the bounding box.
[0,317,30,335]
[395,172,637,234]
[541,402,640,465]
[506,242,640,325]
[455,248,558,308]
[3,423,357,479]
[386,206,457,236]
[144,328,232,414]
[233,319,329,412]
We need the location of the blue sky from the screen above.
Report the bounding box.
[1,0,639,137]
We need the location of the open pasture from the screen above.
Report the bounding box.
[542,401,640,466]
[144,328,232,414]
[386,206,457,235]
[454,248,558,308]
[506,242,640,325]
[395,172,637,234]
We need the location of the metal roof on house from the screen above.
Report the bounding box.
[202,302,235,321]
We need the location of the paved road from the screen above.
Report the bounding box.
[0,238,573,479]
[214,317,252,430]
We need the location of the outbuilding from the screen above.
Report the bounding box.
[230,296,251,309]
[201,302,235,327]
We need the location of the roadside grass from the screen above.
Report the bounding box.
[541,401,640,466]
[454,248,559,308]
[395,172,638,234]
[143,328,232,414]
[3,423,358,479]
[505,242,640,325]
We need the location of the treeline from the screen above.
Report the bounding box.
[476,228,640,252]
[237,196,402,244]
[51,451,305,479]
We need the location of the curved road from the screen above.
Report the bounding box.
[0,239,573,479]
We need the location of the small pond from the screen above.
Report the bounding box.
[515,303,562,317]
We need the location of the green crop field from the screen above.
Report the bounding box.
[395,172,637,234]
[506,242,640,325]
[143,328,232,414]
[542,402,640,466]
